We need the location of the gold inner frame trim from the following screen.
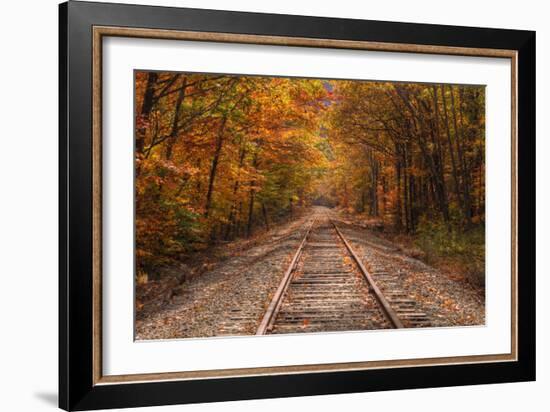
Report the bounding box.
[92,25,518,386]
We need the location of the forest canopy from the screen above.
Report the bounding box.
[135,71,485,279]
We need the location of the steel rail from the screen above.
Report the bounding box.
[255,219,316,335]
[330,219,404,329]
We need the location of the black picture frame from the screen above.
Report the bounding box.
[59,1,536,410]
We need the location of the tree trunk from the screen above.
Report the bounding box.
[430,86,451,225]
[204,116,227,217]
[246,153,260,238]
[371,156,379,216]
[407,142,416,232]
[441,84,464,218]
[246,188,256,238]
[395,85,449,224]
[165,78,187,161]
[451,88,473,227]
[382,175,388,219]
[225,144,247,240]
[261,202,270,231]
[289,197,293,219]
[402,145,411,232]
[394,155,403,231]
[136,72,158,176]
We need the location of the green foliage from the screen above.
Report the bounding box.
[415,218,485,286]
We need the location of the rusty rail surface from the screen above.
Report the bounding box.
[256,214,409,335]
[330,220,404,329]
[255,219,316,335]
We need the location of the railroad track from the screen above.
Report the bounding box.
[256,214,429,335]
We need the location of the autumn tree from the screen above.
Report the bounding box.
[135,72,329,275]
[327,80,485,233]
[134,71,485,280]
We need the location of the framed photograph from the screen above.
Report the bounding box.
[59,1,535,410]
